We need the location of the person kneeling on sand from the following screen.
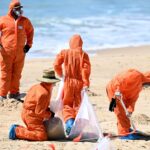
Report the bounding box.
[106,69,150,140]
[9,69,60,141]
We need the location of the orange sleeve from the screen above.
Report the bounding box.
[127,98,138,113]
[82,53,91,87]
[108,77,122,99]
[35,94,51,119]
[25,19,34,47]
[54,50,65,77]
[113,79,121,92]
[0,17,2,45]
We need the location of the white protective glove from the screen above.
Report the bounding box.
[60,74,65,81]
[115,91,121,97]
[82,86,89,92]
[126,111,132,118]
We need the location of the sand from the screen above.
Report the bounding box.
[0,45,150,150]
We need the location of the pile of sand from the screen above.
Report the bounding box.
[133,114,150,125]
[0,99,23,111]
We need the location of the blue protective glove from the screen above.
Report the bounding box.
[9,124,18,140]
[65,118,75,135]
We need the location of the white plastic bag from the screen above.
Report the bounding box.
[45,80,66,140]
[68,90,103,141]
[55,79,64,118]
[93,137,115,150]
[50,80,64,118]
[50,84,115,150]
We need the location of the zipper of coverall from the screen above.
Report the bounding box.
[14,19,17,55]
[14,17,21,54]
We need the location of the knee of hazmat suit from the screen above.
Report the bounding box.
[0,0,34,96]
[54,34,91,122]
[106,69,150,134]
[14,69,60,141]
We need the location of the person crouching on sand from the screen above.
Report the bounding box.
[106,69,150,140]
[9,69,60,141]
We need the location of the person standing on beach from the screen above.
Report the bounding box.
[0,0,34,100]
[9,69,60,141]
[54,34,91,135]
[106,69,150,140]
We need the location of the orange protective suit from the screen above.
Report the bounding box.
[15,83,53,141]
[54,34,91,122]
[0,0,34,96]
[106,69,150,134]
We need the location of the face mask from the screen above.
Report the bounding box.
[13,8,23,17]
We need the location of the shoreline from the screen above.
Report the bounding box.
[26,44,150,60]
[23,44,150,92]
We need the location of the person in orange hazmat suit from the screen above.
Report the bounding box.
[0,0,34,100]
[106,69,150,140]
[9,69,60,141]
[54,34,91,135]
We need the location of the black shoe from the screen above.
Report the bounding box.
[8,92,26,100]
[8,92,20,99]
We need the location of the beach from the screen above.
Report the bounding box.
[0,45,150,150]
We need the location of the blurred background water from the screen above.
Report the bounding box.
[0,0,150,57]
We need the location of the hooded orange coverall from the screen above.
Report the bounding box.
[15,83,53,141]
[54,34,91,122]
[0,0,34,96]
[106,69,150,135]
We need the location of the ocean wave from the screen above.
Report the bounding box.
[32,15,150,52]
